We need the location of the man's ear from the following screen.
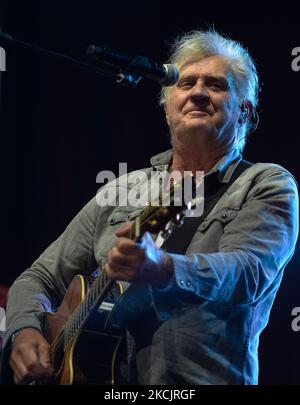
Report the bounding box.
[238,101,254,125]
[164,104,170,126]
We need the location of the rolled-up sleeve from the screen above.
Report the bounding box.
[151,167,299,319]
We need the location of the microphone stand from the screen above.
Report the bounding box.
[0,31,142,88]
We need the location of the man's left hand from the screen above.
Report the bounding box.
[104,222,173,285]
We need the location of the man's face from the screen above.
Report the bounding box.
[165,55,240,148]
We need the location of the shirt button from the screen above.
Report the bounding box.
[221,213,227,219]
[180,280,184,286]
[186,280,191,287]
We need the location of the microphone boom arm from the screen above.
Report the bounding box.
[0,31,142,88]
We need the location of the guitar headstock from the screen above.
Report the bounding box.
[128,176,195,242]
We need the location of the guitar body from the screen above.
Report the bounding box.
[29,187,187,385]
[43,275,123,385]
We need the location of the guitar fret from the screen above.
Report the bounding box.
[92,284,96,301]
[74,314,79,331]
[79,303,84,325]
[86,297,90,314]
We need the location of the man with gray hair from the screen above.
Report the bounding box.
[1,30,298,385]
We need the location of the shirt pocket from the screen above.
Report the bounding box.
[107,207,145,226]
[198,208,239,233]
[186,208,239,254]
[95,207,145,261]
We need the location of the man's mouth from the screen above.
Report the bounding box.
[185,109,209,116]
[184,106,210,116]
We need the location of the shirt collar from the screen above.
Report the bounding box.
[150,148,242,184]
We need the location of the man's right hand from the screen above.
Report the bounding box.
[9,327,54,384]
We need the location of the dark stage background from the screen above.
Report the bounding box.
[0,0,299,384]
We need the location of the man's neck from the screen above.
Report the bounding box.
[171,146,228,175]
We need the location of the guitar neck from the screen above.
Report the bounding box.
[63,215,143,348]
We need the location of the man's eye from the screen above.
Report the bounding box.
[178,80,194,88]
[209,82,227,90]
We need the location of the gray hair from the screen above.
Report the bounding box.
[160,30,259,152]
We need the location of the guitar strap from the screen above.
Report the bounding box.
[162,159,253,254]
[125,160,254,384]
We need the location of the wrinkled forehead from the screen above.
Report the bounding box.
[179,54,233,79]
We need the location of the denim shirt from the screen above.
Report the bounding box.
[2,149,299,385]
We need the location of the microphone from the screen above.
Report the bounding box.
[86,45,179,86]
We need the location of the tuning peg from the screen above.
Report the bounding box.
[173,215,185,227]
[160,229,171,240]
[168,216,184,230]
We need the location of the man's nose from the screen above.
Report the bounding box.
[190,81,209,101]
